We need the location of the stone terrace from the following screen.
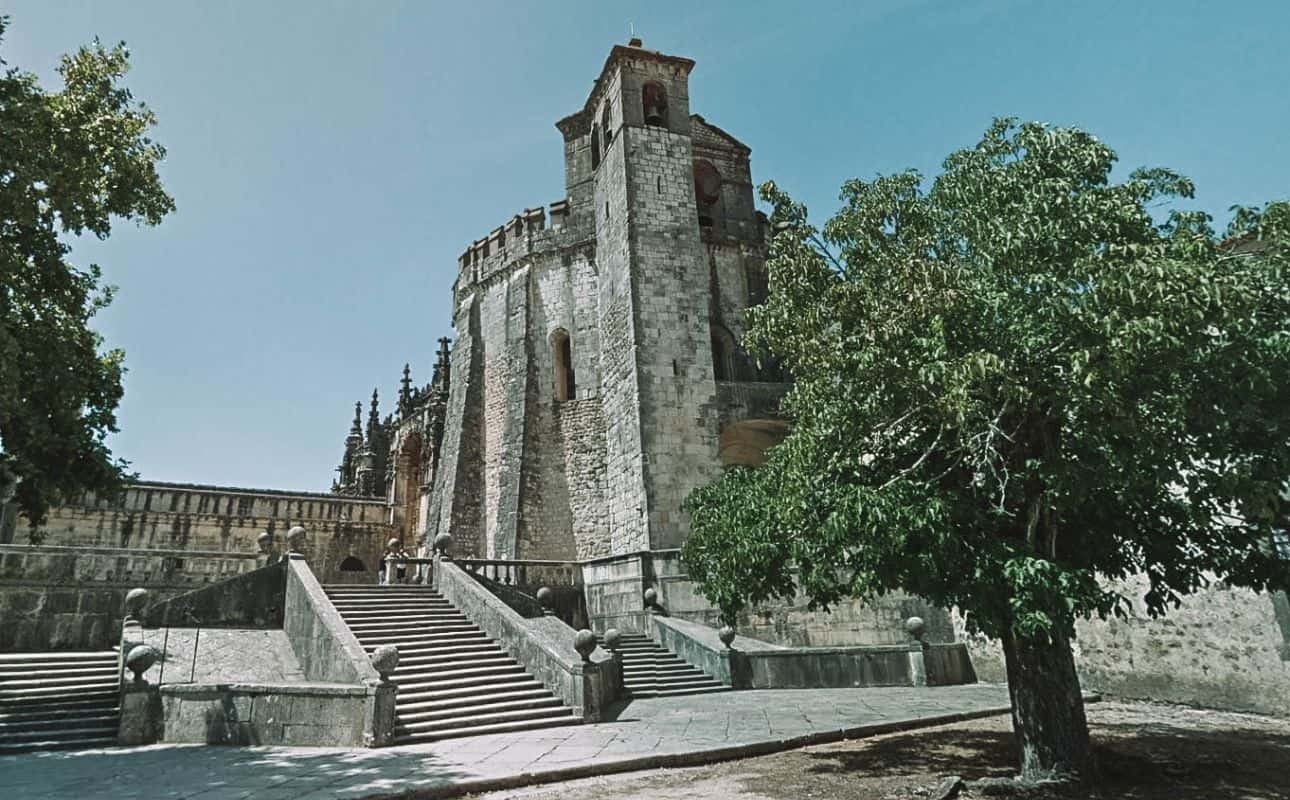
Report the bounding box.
[0,684,1013,800]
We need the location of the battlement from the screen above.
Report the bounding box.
[458,199,572,271]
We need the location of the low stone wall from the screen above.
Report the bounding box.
[142,561,286,628]
[647,614,976,690]
[158,682,372,747]
[584,549,955,647]
[283,556,378,685]
[436,558,619,720]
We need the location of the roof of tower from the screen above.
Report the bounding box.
[691,114,752,155]
[556,41,696,136]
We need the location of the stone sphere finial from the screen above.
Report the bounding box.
[286,526,308,554]
[370,644,399,682]
[718,624,737,649]
[603,628,621,651]
[536,586,554,614]
[256,531,274,554]
[643,587,658,609]
[123,587,150,620]
[573,629,597,662]
[387,537,400,550]
[433,532,453,557]
[905,616,927,642]
[124,643,161,684]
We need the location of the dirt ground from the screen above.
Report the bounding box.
[466,700,1290,800]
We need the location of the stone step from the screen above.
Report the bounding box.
[0,675,123,691]
[0,712,119,734]
[393,712,579,744]
[0,692,119,713]
[397,677,545,705]
[371,641,494,658]
[397,705,576,735]
[0,681,119,701]
[0,722,119,744]
[353,631,489,646]
[398,695,564,726]
[394,663,526,688]
[0,651,118,664]
[397,669,531,694]
[346,613,468,626]
[0,704,119,724]
[348,622,478,637]
[0,663,118,679]
[329,597,452,607]
[623,665,706,679]
[641,685,731,698]
[390,647,508,669]
[0,735,118,756]
[396,687,553,716]
[381,641,502,659]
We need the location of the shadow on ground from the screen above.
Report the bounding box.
[799,710,1290,799]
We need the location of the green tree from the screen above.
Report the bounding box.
[682,119,1290,783]
[0,16,173,534]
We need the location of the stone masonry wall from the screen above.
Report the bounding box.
[956,576,1290,717]
[623,120,722,550]
[593,64,650,555]
[1,483,391,650]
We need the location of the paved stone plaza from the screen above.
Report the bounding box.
[0,685,1011,800]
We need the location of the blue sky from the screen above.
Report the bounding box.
[4,1,1287,492]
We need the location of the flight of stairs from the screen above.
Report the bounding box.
[323,585,580,744]
[606,632,730,698]
[0,651,121,754]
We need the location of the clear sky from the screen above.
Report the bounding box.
[4,0,1287,493]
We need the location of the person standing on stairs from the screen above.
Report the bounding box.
[378,544,390,585]
[394,543,410,584]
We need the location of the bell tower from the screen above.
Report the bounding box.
[583,41,722,551]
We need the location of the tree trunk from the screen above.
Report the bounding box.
[1000,625,1094,783]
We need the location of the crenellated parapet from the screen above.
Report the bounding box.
[452,198,588,305]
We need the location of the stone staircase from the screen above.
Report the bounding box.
[0,651,121,754]
[323,585,580,744]
[607,631,730,698]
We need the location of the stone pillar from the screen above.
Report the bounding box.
[118,683,162,746]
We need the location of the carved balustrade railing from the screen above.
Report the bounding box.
[455,558,583,589]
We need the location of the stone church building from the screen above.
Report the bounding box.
[334,40,790,562]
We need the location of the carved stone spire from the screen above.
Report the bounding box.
[399,363,413,414]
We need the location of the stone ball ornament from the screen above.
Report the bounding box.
[255,531,274,553]
[603,628,621,651]
[573,629,597,662]
[123,587,150,619]
[536,586,554,612]
[905,616,927,642]
[370,644,400,682]
[718,625,737,649]
[124,644,161,684]
[286,526,308,554]
[387,537,401,550]
[433,532,453,556]
[643,587,658,608]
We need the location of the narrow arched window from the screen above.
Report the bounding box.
[552,329,576,402]
[711,324,738,381]
[590,125,601,170]
[642,82,668,127]
[693,160,721,228]
[601,105,612,154]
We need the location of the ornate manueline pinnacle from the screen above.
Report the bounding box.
[366,388,381,442]
[437,337,451,369]
[349,402,363,438]
[399,363,413,412]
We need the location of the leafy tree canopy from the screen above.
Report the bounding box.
[0,16,174,532]
[683,118,1290,642]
